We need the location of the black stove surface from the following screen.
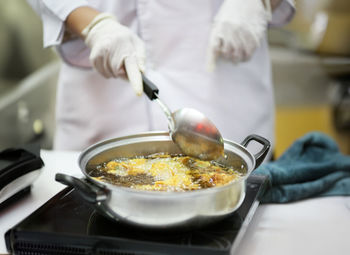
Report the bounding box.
[5,175,267,255]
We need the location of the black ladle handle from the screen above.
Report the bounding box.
[142,74,159,100]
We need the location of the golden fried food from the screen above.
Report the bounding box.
[90,153,242,192]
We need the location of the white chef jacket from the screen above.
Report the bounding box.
[27,0,295,153]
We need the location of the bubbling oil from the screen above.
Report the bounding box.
[89,153,243,192]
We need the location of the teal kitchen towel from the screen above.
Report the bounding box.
[254,132,350,203]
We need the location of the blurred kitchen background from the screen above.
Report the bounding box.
[0,0,349,157]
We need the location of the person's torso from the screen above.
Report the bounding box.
[55,0,274,152]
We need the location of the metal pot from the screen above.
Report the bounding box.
[56,132,270,229]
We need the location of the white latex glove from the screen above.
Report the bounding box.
[82,13,145,96]
[207,0,271,70]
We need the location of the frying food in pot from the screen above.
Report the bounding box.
[89,153,242,192]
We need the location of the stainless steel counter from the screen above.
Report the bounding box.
[0,61,59,150]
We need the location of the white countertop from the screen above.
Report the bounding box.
[1,150,349,254]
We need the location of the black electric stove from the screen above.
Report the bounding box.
[5,175,267,255]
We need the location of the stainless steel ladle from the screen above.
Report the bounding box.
[142,75,224,161]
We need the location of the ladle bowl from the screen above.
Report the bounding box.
[171,108,224,160]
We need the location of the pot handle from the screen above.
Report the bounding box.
[55,173,110,204]
[241,134,271,169]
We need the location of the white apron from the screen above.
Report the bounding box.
[29,0,294,152]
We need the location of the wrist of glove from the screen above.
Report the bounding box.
[207,0,271,70]
[82,13,145,96]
